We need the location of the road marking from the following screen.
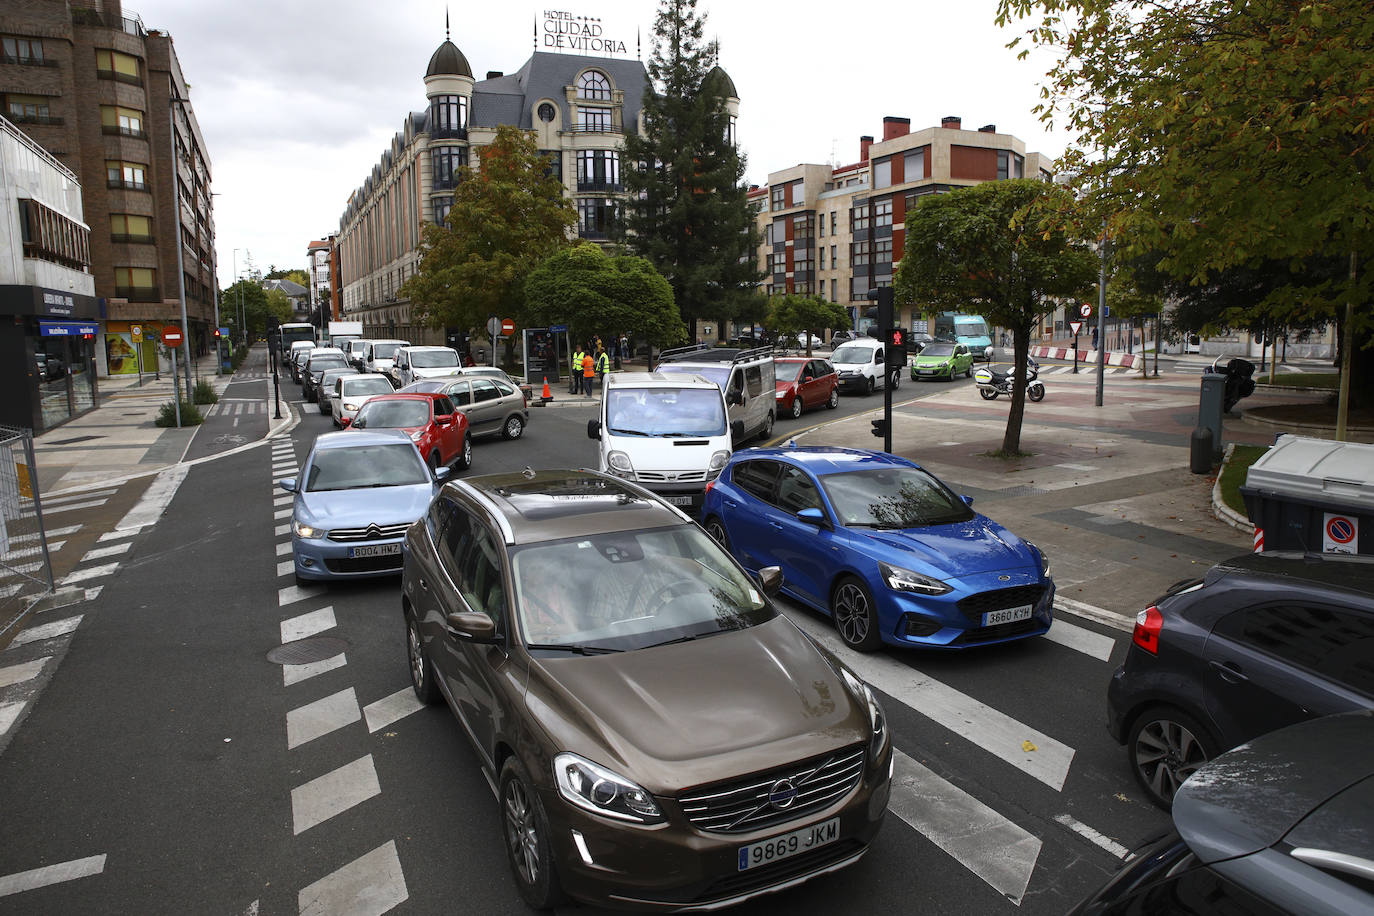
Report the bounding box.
[274,508,292,520]
[278,583,325,607]
[117,464,190,530]
[783,608,1074,790]
[281,607,336,643]
[12,524,81,543]
[61,563,120,585]
[889,749,1041,905]
[1056,597,1133,633]
[274,495,293,507]
[297,840,407,916]
[277,541,292,557]
[291,755,380,835]
[96,527,138,542]
[41,499,106,514]
[10,615,83,647]
[277,560,294,577]
[0,658,50,688]
[81,542,132,563]
[42,489,117,506]
[275,524,291,537]
[1042,619,1116,662]
[363,688,424,733]
[273,463,297,473]
[0,700,26,734]
[1054,463,1097,472]
[286,687,360,750]
[284,654,347,687]
[1055,814,1130,859]
[0,854,106,898]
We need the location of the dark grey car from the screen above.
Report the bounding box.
[1072,711,1374,916]
[1107,551,1374,809]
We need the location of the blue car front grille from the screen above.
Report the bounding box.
[328,522,411,542]
[956,585,1046,622]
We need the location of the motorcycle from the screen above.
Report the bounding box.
[1204,355,1256,412]
[973,357,1045,402]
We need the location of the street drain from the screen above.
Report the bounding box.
[267,636,348,665]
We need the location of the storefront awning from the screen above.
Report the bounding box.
[39,320,99,337]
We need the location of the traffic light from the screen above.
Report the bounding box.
[870,418,888,438]
[886,327,907,373]
[213,328,221,338]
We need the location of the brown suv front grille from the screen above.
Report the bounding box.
[678,746,864,834]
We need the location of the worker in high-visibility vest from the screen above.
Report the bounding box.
[570,346,585,393]
[594,347,610,390]
[580,350,595,396]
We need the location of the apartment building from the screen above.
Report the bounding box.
[306,238,331,323]
[1,0,215,377]
[754,116,1053,334]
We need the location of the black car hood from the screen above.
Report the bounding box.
[1172,710,1374,864]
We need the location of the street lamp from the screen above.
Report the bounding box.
[168,78,193,402]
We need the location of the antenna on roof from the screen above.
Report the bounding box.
[533,18,537,50]
[445,6,450,41]
[637,28,641,61]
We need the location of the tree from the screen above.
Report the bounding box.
[526,244,685,352]
[998,0,1374,431]
[766,294,852,356]
[220,279,271,340]
[620,0,762,328]
[265,267,310,288]
[895,179,1097,454]
[401,124,575,344]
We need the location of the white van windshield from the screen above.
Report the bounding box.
[607,388,726,437]
[831,344,875,365]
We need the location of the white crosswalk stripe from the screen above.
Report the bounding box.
[297,840,408,916]
[283,654,346,687]
[282,607,336,643]
[286,687,360,749]
[363,688,424,733]
[291,755,380,835]
[0,658,50,688]
[9,615,83,647]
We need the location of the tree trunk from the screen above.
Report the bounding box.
[1001,322,1030,455]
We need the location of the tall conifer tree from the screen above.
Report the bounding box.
[620,0,762,329]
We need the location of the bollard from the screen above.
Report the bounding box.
[1190,426,1214,474]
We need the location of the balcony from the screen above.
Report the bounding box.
[570,124,621,134]
[102,125,147,140]
[114,286,160,302]
[431,127,467,141]
[2,54,58,68]
[576,178,623,193]
[110,233,154,244]
[96,69,143,86]
[107,178,148,191]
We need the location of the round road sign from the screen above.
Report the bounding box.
[500,318,515,337]
[160,327,184,347]
[1079,303,1093,319]
[486,316,501,338]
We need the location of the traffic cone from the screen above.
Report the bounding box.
[541,377,552,404]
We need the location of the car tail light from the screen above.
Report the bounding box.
[1132,606,1163,655]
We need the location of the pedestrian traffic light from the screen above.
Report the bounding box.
[886,327,907,373]
[870,418,888,438]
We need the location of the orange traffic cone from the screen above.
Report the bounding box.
[541,377,552,404]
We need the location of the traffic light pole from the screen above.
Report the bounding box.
[866,288,900,454]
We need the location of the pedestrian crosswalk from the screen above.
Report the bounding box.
[204,400,270,416]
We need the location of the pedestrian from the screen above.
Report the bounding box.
[595,346,610,390]
[570,344,585,393]
[1091,326,1099,352]
[1000,330,1008,348]
[581,349,595,396]
[612,336,622,370]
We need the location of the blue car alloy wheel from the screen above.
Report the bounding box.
[701,446,1054,650]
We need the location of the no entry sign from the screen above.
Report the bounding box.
[160,327,184,347]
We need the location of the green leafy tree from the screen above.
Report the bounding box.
[220,279,270,340]
[895,179,1097,454]
[620,0,762,328]
[265,267,311,288]
[526,244,685,354]
[766,294,851,356]
[401,124,576,349]
[998,0,1374,432]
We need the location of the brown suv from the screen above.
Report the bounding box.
[401,469,891,911]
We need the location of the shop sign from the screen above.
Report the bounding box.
[541,10,629,55]
[41,290,76,316]
[39,321,98,337]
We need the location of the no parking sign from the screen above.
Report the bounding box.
[1323,513,1358,554]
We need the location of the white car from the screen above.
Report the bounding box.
[331,373,397,428]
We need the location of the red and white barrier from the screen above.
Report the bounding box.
[1029,346,1141,369]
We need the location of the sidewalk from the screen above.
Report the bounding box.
[31,344,288,496]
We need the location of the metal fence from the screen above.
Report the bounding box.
[0,425,54,642]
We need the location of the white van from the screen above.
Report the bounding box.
[364,339,410,379]
[390,344,459,387]
[587,372,738,516]
[830,336,901,395]
[653,344,776,443]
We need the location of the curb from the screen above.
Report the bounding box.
[1211,442,1254,533]
[1054,597,1134,633]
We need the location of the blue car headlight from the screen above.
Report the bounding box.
[878,561,951,595]
[1025,541,1050,576]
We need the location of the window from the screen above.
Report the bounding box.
[874,157,892,189]
[576,149,620,190]
[447,381,472,406]
[744,365,763,398]
[831,278,837,301]
[874,199,893,229]
[997,150,1025,180]
[432,146,467,189]
[577,107,611,131]
[726,114,736,147]
[19,199,90,269]
[577,70,611,100]
[794,251,814,274]
[114,266,157,300]
[2,37,44,65]
[578,198,616,238]
[432,195,453,225]
[831,244,837,265]
[775,466,822,514]
[459,526,507,626]
[852,240,870,267]
[110,213,152,242]
[430,95,467,136]
[904,149,926,182]
[819,248,825,270]
[818,212,825,237]
[95,48,140,83]
[733,461,781,501]
[851,204,870,232]
[771,186,785,211]
[1215,604,1374,695]
[100,105,144,138]
[471,379,501,403]
[537,102,556,122]
[793,213,814,239]
[6,94,54,123]
[106,160,147,190]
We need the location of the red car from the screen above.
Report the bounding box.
[344,393,471,472]
[774,357,839,419]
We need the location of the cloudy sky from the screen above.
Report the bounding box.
[125,0,1073,288]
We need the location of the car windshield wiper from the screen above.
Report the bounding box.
[524,643,623,655]
[607,427,650,436]
[641,629,729,649]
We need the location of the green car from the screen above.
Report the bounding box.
[910,342,974,381]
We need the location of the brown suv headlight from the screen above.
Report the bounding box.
[554,752,664,824]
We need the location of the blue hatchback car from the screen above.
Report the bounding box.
[280,429,448,586]
[700,447,1054,650]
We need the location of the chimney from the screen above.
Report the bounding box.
[941,116,962,130]
[486,71,504,79]
[979,124,996,133]
[882,116,911,141]
[860,135,874,162]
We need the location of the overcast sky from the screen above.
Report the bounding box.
[125,0,1072,288]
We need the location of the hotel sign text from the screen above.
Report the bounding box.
[542,11,628,56]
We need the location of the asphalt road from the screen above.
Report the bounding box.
[0,365,1204,915]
